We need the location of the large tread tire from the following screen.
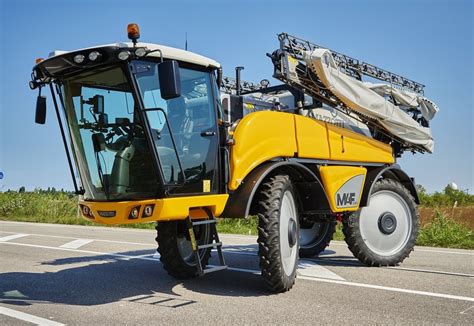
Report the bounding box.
[156,221,211,279]
[257,175,299,292]
[299,220,337,258]
[343,178,419,266]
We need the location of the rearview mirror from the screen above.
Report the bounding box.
[35,95,47,124]
[158,60,181,100]
[91,95,104,114]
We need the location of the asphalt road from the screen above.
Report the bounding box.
[0,221,473,325]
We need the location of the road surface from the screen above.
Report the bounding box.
[0,221,473,325]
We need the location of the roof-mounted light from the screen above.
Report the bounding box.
[134,47,147,57]
[88,51,101,61]
[127,23,140,46]
[35,58,44,64]
[117,50,130,61]
[73,54,85,64]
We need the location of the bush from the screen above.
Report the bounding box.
[417,211,473,249]
[417,185,474,207]
[0,190,81,224]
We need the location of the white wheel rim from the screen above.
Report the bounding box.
[279,190,298,276]
[359,190,412,256]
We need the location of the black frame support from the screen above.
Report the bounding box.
[49,84,84,195]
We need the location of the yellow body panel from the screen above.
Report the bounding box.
[229,111,297,190]
[229,112,393,190]
[326,124,394,163]
[294,115,331,159]
[319,166,367,212]
[79,194,229,225]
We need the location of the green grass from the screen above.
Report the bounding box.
[217,217,258,235]
[417,211,473,249]
[0,190,472,249]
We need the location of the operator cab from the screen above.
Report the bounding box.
[30,24,224,201]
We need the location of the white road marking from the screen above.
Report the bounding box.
[2,221,472,255]
[308,257,474,278]
[59,239,94,249]
[0,230,469,278]
[298,260,345,280]
[387,266,474,278]
[0,306,65,326]
[0,233,28,242]
[0,241,158,262]
[460,305,474,314]
[297,276,474,303]
[2,240,473,303]
[329,240,474,256]
[218,249,345,280]
[0,231,153,246]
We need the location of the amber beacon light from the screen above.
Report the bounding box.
[127,23,140,45]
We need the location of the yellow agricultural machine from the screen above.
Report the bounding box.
[29,25,438,292]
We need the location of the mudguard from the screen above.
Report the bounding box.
[359,164,420,207]
[222,161,331,218]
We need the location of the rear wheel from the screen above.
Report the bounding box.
[156,220,211,278]
[343,179,419,266]
[257,175,299,292]
[299,220,336,258]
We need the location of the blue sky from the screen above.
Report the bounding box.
[0,0,472,193]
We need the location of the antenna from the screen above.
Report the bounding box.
[185,32,188,51]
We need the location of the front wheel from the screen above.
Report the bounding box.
[343,179,419,266]
[156,220,211,278]
[257,175,299,292]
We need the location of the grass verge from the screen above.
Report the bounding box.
[0,191,472,249]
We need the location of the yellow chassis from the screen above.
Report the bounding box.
[80,111,395,224]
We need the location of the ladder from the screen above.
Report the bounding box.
[185,208,227,275]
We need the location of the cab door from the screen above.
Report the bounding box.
[134,61,220,195]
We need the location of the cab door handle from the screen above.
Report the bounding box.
[200,131,216,137]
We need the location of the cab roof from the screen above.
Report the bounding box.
[48,41,221,69]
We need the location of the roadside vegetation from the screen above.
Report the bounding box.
[0,186,472,249]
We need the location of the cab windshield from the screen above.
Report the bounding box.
[61,66,158,200]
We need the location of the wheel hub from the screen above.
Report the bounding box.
[378,212,397,235]
[288,218,297,248]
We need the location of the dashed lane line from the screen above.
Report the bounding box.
[0,306,65,326]
[1,240,474,303]
[1,222,473,256]
[59,239,94,249]
[0,233,29,242]
[219,249,474,278]
[0,231,153,246]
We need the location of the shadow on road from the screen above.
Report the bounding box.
[0,249,270,308]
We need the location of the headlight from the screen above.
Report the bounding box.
[117,50,130,61]
[129,206,140,219]
[143,205,154,217]
[88,51,101,61]
[73,54,85,64]
[80,205,94,219]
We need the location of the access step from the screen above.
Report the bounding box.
[186,209,227,276]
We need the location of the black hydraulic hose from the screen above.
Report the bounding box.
[49,84,83,195]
